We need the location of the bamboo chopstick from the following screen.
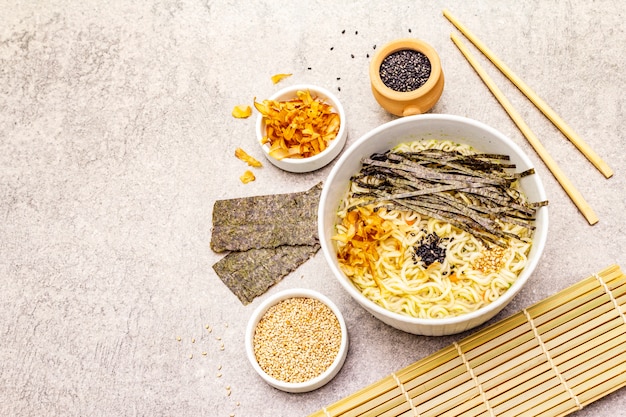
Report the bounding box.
[309,265,626,417]
[449,33,599,225]
[442,9,613,179]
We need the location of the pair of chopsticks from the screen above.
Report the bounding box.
[443,9,613,226]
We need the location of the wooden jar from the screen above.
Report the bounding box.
[369,39,445,117]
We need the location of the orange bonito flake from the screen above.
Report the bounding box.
[332,207,397,292]
[271,73,292,84]
[234,147,263,167]
[239,170,256,184]
[254,90,341,160]
[232,105,252,118]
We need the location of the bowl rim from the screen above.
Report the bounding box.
[318,113,549,329]
[255,83,347,168]
[244,288,349,391]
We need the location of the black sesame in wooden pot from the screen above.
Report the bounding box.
[379,49,432,92]
[369,38,445,117]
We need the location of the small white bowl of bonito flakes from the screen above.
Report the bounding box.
[245,288,349,392]
[255,84,347,173]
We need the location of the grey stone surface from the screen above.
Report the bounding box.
[1,1,625,416]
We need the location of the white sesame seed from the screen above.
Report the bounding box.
[252,297,342,383]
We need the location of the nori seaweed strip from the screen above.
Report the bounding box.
[458,187,536,215]
[349,183,464,209]
[210,182,322,252]
[362,157,508,186]
[346,147,550,245]
[417,194,521,241]
[398,153,516,180]
[391,151,518,176]
[212,244,320,305]
[388,199,507,247]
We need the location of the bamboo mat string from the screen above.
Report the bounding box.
[454,342,495,417]
[391,372,420,417]
[523,309,583,411]
[594,273,626,327]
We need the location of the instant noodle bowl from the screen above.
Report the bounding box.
[318,114,548,336]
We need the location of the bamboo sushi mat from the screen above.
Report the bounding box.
[310,264,626,417]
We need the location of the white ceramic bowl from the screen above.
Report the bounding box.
[245,288,349,392]
[318,114,549,336]
[256,84,347,173]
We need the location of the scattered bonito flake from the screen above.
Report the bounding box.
[239,170,255,184]
[271,73,292,84]
[235,147,262,167]
[232,105,252,118]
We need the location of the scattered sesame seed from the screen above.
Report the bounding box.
[408,28,412,33]
[330,46,334,51]
[218,364,222,370]
[341,29,345,34]
[189,354,193,359]
[351,54,355,58]
[355,30,358,35]
[205,324,210,329]
[373,44,377,49]
[217,372,222,378]
[191,338,195,343]
[336,77,341,80]
[202,352,207,356]
[176,336,181,342]
[338,87,341,91]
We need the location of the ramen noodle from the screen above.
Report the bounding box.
[332,140,535,319]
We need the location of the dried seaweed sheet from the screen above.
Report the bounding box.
[212,244,320,305]
[210,182,322,253]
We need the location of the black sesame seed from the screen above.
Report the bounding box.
[366,53,370,58]
[379,49,431,92]
[413,233,447,267]
[336,77,341,80]
[342,29,345,34]
[351,54,355,58]
[330,46,334,51]
[355,30,358,35]
[408,28,412,33]
[373,44,377,49]
[338,86,341,91]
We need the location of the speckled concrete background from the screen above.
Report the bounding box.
[1,1,625,416]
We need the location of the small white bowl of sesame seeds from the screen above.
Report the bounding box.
[245,288,349,393]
